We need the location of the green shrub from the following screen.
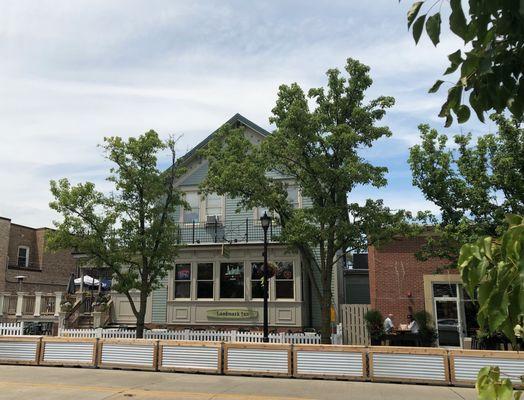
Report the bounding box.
[364,309,385,344]
[413,310,437,346]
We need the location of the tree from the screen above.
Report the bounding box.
[458,215,524,398]
[408,113,524,263]
[404,0,524,126]
[48,131,185,338]
[201,58,412,342]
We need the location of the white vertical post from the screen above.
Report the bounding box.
[54,292,63,316]
[0,292,5,317]
[15,292,25,317]
[34,291,42,317]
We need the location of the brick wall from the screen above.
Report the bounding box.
[368,236,455,327]
[1,221,77,293]
[0,218,11,291]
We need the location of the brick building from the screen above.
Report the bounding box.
[0,216,76,293]
[367,236,477,347]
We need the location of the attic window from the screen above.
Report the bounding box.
[17,246,29,267]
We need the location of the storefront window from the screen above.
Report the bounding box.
[251,262,264,299]
[275,261,294,299]
[183,192,200,223]
[220,262,244,298]
[174,263,191,298]
[197,263,214,299]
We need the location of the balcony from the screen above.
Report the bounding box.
[176,219,281,245]
[0,292,62,318]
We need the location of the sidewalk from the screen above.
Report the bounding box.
[0,365,476,400]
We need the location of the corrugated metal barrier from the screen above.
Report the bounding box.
[0,336,41,365]
[450,349,524,387]
[0,336,523,388]
[158,341,222,373]
[97,339,158,371]
[369,347,450,385]
[224,343,292,377]
[40,337,97,367]
[293,344,366,380]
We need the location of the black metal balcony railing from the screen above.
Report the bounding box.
[176,219,281,245]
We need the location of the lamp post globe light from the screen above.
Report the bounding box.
[260,211,271,342]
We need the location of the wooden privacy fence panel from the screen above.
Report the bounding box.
[158,341,222,374]
[40,337,97,367]
[224,343,292,377]
[341,304,370,345]
[97,339,158,371]
[0,336,41,365]
[450,350,524,387]
[293,345,367,380]
[369,347,450,385]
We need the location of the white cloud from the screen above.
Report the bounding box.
[0,0,482,227]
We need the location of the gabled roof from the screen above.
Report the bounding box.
[179,113,270,165]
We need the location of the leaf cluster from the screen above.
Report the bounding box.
[458,215,524,342]
[405,0,524,125]
[409,114,524,263]
[47,131,186,303]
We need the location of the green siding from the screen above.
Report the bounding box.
[151,277,168,323]
[179,162,208,187]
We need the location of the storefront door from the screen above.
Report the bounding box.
[433,283,463,347]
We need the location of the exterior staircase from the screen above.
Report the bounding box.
[77,315,93,329]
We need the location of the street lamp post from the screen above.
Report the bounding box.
[260,211,271,343]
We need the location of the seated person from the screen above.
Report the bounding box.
[407,314,419,334]
[383,314,394,333]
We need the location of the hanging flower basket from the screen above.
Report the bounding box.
[267,261,277,278]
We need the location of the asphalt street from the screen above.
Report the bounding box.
[0,365,476,400]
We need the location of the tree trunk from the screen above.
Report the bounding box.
[320,237,335,344]
[320,291,332,343]
[135,290,148,339]
[320,264,333,344]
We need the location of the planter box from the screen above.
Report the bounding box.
[224,343,292,377]
[368,346,450,385]
[40,337,97,367]
[97,339,158,371]
[450,349,524,387]
[0,336,41,365]
[158,341,222,374]
[293,344,367,380]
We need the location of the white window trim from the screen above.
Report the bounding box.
[218,260,246,301]
[253,187,302,223]
[195,262,215,300]
[180,190,203,225]
[17,246,30,267]
[172,262,192,300]
[274,260,296,301]
[249,261,269,300]
[204,194,225,221]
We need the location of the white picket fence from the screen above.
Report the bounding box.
[59,325,343,344]
[0,322,24,336]
[58,328,136,339]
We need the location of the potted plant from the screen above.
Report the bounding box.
[413,310,437,347]
[364,309,385,345]
[93,294,110,312]
[60,300,72,313]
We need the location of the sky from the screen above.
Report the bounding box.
[0,0,490,228]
